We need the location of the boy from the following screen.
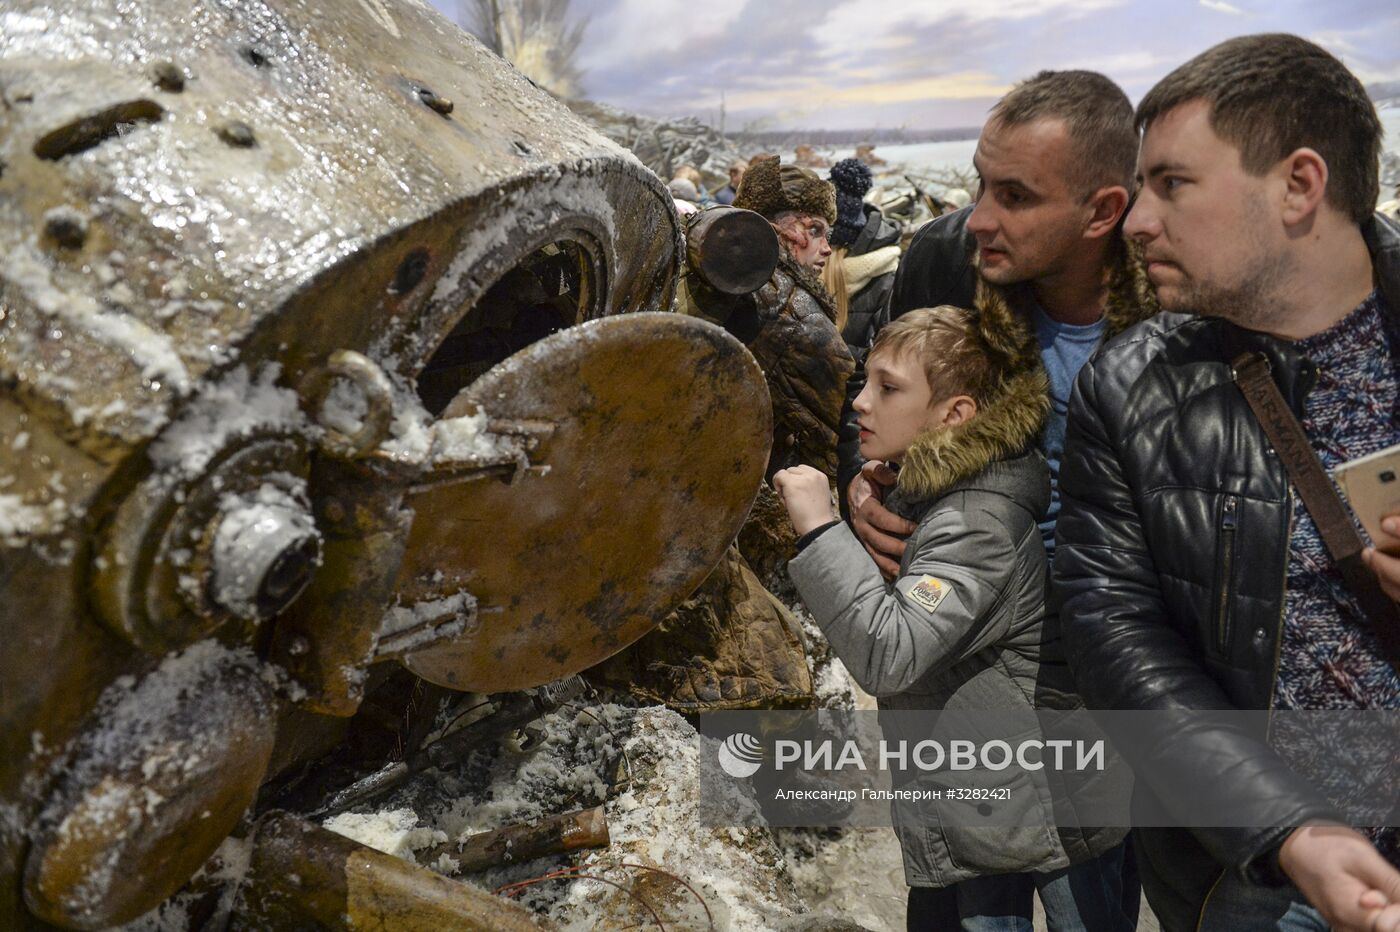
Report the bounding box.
[773,306,1131,930]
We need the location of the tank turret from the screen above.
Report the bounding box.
[0,1,770,926]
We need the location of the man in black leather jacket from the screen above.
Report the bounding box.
[1055,33,1400,932]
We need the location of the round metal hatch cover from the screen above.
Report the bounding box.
[397,312,772,693]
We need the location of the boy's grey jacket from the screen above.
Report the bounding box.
[789,373,1126,887]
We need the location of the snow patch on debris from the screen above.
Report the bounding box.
[552,707,804,930]
[377,590,477,657]
[379,388,436,462]
[324,807,448,859]
[319,376,370,436]
[378,388,509,467]
[320,699,822,930]
[147,364,304,477]
[430,409,499,463]
[4,242,191,395]
[0,493,66,548]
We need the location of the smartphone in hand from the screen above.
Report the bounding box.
[1334,443,1400,556]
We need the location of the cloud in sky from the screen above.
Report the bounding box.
[577,0,750,73]
[432,0,1400,130]
[1198,0,1245,15]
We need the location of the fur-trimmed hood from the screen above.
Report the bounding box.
[884,230,1156,502]
[972,236,1160,372]
[889,363,1051,503]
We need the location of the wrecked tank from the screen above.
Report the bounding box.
[0,1,773,927]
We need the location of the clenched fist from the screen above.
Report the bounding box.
[772,465,837,536]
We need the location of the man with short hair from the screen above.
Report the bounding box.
[1055,33,1400,932]
[841,69,1156,568]
[838,68,1152,930]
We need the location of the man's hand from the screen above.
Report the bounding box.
[1362,513,1400,601]
[847,460,914,579]
[772,466,837,536]
[1279,823,1400,931]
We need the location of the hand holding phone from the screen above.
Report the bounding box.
[1334,442,1400,556]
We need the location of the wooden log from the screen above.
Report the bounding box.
[234,812,548,931]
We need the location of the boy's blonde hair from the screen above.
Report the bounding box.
[869,306,1000,406]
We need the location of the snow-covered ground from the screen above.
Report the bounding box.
[313,622,901,930]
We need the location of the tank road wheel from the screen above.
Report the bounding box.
[395,313,771,693]
[22,650,277,929]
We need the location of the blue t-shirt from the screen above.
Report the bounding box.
[1032,305,1106,555]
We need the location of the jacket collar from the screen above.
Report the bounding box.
[775,247,839,324]
[969,236,1161,373]
[890,362,1050,502]
[852,206,901,255]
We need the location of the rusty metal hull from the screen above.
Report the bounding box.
[0,1,769,927]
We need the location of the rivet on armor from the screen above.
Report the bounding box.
[417,87,453,115]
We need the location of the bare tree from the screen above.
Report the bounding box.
[459,0,588,98]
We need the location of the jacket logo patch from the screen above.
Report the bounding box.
[907,576,950,614]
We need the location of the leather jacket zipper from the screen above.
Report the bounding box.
[1215,495,1240,654]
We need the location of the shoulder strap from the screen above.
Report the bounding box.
[1231,351,1400,674]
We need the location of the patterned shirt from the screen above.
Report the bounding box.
[1271,289,1400,858]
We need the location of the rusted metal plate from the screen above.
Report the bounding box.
[397,313,771,692]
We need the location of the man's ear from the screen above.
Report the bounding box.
[1279,147,1328,227]
[1084,185,1130,239]
[941,395,978,427]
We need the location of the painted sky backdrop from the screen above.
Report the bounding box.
[435,0,1400,132]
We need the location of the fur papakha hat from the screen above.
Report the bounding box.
[733,155,837,225]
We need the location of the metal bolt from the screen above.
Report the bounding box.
[417,87,453,115]
[1254,627,1267,641]
[216,121,256,148]
[210,492,321,621]
[153,61,185,92]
